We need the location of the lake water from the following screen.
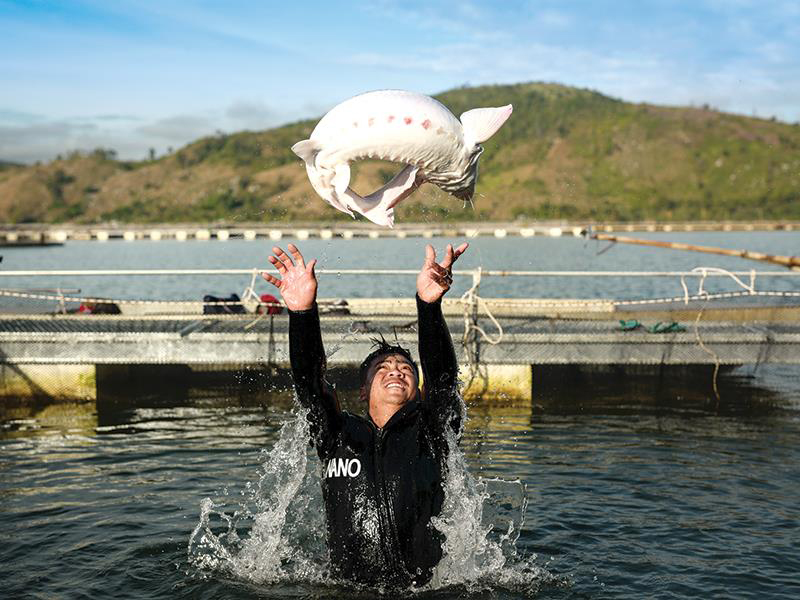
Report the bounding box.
[2,231,800,598]
[3,383,799,599]
[0,231,798,308]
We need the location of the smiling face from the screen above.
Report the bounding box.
[365,353,419,415]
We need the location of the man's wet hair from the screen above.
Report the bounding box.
[359,336,419,389]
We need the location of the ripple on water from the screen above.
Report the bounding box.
[2,371,800,599]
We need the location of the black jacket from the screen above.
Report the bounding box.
[288,295,461,587]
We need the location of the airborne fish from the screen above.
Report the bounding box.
[291,90,512,227]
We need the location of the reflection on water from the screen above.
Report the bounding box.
[2,364,800,599]
[533,364,795,416]
[0,398,98,440]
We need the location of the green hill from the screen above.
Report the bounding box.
[1,82,799,224]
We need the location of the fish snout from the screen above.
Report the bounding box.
[452,181,477,203]
[452,187,474,202]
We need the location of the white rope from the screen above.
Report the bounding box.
[459,267,503,394]
[696,268,709,299]
[460,268,503,346]
[0,288,283,308]
[0,263,798,315]
[691,267,756,296]
[1,287,799,310]
[474,298,504,344]
[0,268,798,278]
[685,266,765,408]
[241,269,259,301]
[680,275,690,305]
[239,269,262,314]
[693,305,722,407]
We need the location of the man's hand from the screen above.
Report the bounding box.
[416,242,469,303]
[261,243,318,311]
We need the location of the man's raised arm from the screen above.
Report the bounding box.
[416,243,468,434]
[262,244,341,458]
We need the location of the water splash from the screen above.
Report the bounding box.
[188,402,558,595]
[427,407,558,596]
[188,411,328,584]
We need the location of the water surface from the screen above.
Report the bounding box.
[0,232,797,310]
[2,371,799,598]
[2,231,799,597]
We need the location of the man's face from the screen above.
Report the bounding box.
[367,353,419,408]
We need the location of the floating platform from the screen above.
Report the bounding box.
[1,311,798,366]
[1,303,798,401]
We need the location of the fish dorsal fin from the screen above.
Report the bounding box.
[291,139,321,165]
[460,105,513,146]
[332,163,351,197]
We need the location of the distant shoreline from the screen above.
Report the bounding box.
[0,220,796,245]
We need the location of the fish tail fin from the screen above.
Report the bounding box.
[460,105,513,147]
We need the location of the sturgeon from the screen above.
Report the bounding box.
[291,90,512,227]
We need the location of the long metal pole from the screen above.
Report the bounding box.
[589,233,800,270]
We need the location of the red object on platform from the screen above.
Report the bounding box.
[259,294,283,315]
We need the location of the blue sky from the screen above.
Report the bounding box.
[1,0,798,163]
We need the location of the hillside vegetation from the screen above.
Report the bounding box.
[1,82,799,224]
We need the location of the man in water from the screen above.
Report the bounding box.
[262,241,468,588]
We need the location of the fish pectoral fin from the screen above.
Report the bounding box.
[460,105,513,145]
[364,165,420,210]
[325,195,356,217]
[344,165,420,228]
[361,204,395,228]
[291,139,321,165]
[341,185,396,228]
[332,163,352,197]
[338,164,420,228]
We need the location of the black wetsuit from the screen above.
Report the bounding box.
[288,295,461,587]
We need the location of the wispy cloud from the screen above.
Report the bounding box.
[533,9,571,28]
[0,119,143,163]
[344,47,473,74]
[225,100,277,130]
[0,97,320,163]
[0,109,45,126]
[362,0,508,43]
[1,0,798,162]
[136,115,216,142]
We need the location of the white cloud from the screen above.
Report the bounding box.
[362,0,506,42]
[339,21,800,124]
[345,48,470,74]
[0,109,46,126]
[3,1,798,162]
[534,9,571,28]
[136,115,216,142]
[0,119,145,163]
[225,100,277,130]
[0,98,322,163]
[755,41,793,64]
